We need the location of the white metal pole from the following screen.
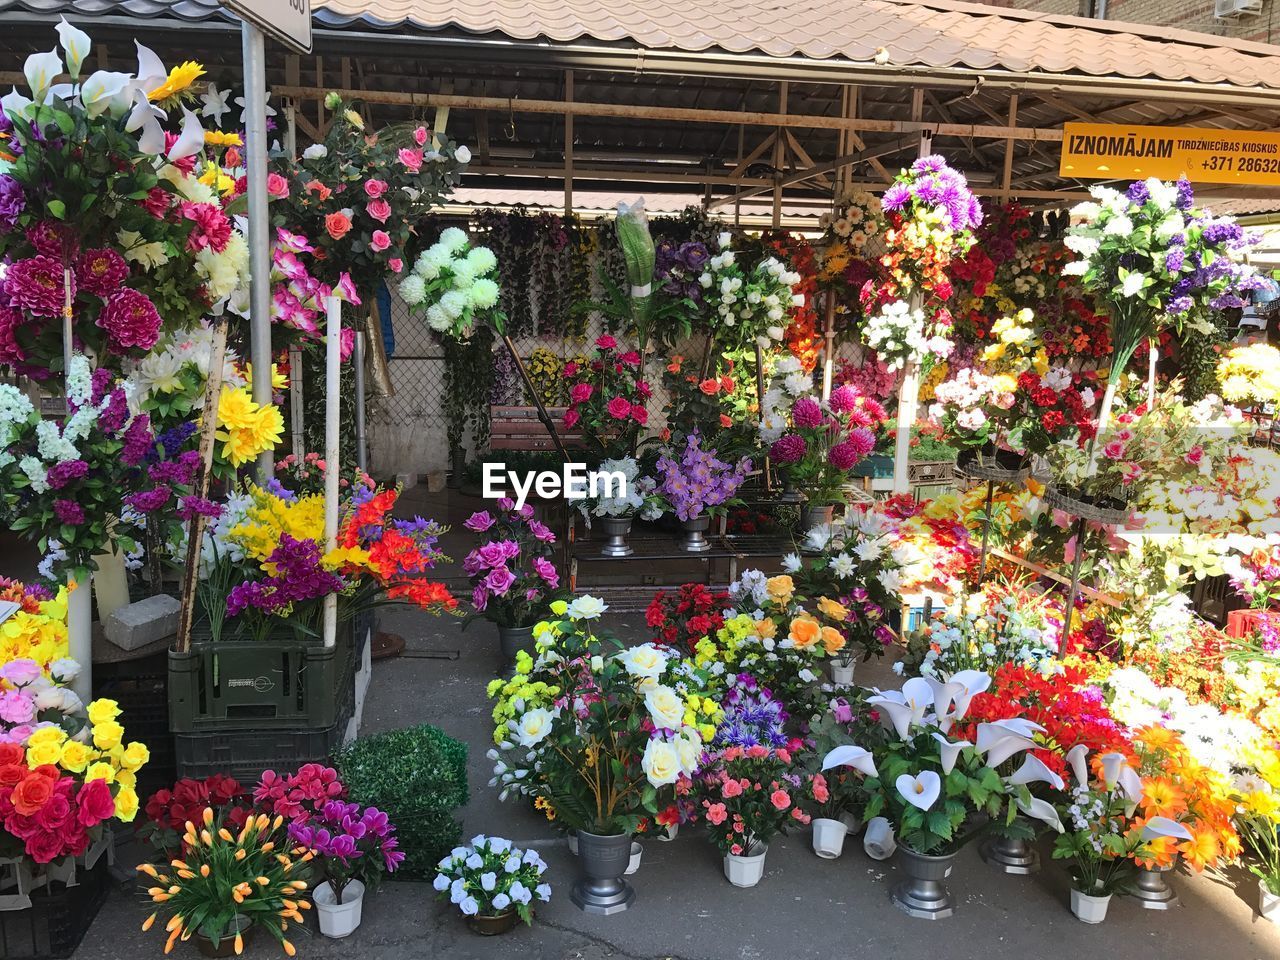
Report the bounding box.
[67,578,91,705]
[243,21,275,481]
[353,331,368,471]
[322,295,341,649]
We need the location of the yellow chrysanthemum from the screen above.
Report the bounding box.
[217,386,259,430]
[148,61,207,103]
[203,130,243,147]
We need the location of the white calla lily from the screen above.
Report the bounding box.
[1065,743,1090,788]
[1117,766,1144,806]
[1140,816,1193,842]
[125,87,163,132]
[134,41,168,92]
[987,717,1046,739]
[1006,753,1064,791]
[867,693,914,741]
[932,733,970,775]
[975,723,1036,768]
[55,18,92,79]
[79,71,131,119]
[924,676,965,719]
[822,744,878,779]
[1,88,34,122]
[167,107,205,161]
[24,50,64,103]
[45,83,75,104]
[948,669,992,718]
[1016,795,1064,833]
[896,771,941,811]
[1099,752,1128,788]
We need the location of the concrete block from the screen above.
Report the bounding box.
[103,594,180,651]
[426,471,447,493]
[396,471,419,490]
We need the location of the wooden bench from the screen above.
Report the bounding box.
[488,405,586,452]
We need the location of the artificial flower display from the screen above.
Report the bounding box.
[398,228,502,339]
[1217,342,1280,406]
[462,499,560,628]
[432,835,550,923]
[0,23,242,375]
[269,93,469,295]
[645,583,730,656]
[0,579,69,675]
[560,335,652,457]
[138,808,311,956]
[696,231,804,351]
[655,432,752,522]
[487,598,708,834]
[762,384,883,507]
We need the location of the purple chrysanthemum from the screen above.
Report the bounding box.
[0,175,25,233]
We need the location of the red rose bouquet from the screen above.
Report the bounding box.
[561,335,651,458]
[645,583,730,654]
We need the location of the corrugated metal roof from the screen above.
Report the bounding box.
[5,0,1280,90]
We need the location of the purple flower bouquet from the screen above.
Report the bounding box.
[655,432,752,521]
[463,498,561,627]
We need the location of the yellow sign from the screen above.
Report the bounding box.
[1060,122,1280,187]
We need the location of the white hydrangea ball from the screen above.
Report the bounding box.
[438,226,468,254]
[440,289,469,320]
[398,273,427,306]
[470,277,500,309]
[466,245,498,275]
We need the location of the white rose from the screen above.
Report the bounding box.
[567,595,606,620]
[642,738,681,787]
[301,143,327,160]
[455,145,472,164]
[674,731,703,774]
[513,708,555,747]
[617,643,668,679]
[644,685,686,731]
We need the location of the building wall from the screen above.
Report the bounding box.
[985,0,1279,43]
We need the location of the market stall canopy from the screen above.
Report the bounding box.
[4,0,1280,208]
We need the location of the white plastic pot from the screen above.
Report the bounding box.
[314,879,365,938]
[1070,886,1111,924]
[840,812,863,836]
[723,843,768,888]
[830,661,855,686]
[1261,878,1280,923]
[625,841,643,875]
[657,823,679,842]
[811,818,847,859]
[863,817,896,861]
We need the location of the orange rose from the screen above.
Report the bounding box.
[789,617,822,650]
[821,626,846,655]
[754,618,777,640]
[720,376,736,393]
[699,379,720,396]
[325,211,352,240]
[305,179,333,201]
[719,414,733,428]
[11,774,53,816]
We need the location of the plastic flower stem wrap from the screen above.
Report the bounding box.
[615,198,655,346]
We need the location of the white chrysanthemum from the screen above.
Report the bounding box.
[438,226,468,254]
[470,277,499,309]
[398,273,427,306]
[415,244,449,280]
[450,259,476,290]
[425,303,451,332]
[439,289,469,320]
[466,245,498,275]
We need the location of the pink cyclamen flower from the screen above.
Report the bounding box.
[364,179,389,199]
[369,230,391,252]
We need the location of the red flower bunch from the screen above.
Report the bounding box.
[645,583,730,653]
[561,335,651,457]
[139,775,250,858]
[1015,368,1103,454]
[956,662,1132,781]
[0,743,106,864]
[1040,297,1112,359]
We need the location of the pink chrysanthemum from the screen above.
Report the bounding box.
[96,289,162,352]
[75,249,130,298]
[827,384,859,415]
[770,433,806,464]
[5,256,69,318]
[792,395,823,429]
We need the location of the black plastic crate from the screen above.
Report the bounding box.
[0,859,108,960]
[174,663,357,783]
[168,620,355,734]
